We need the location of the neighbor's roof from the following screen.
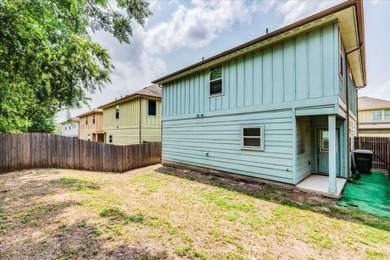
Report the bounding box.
[359,123,390,129]
[59,117,80,125]
[99,85,161,109]
[358,97,390,110]
[77,109,103,118]
[152,0,366,87]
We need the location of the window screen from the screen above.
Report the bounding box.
[115,105,119,119]
[242,126,264,150]
[210,66,222,95]
[148,100,157,116]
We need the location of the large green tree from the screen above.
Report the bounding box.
[0,0,151,133]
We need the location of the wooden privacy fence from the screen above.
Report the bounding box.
[354,136,390,171]
[0,133,161,174]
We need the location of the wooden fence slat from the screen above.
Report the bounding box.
[0,134,161,174]
[354,136,390,171]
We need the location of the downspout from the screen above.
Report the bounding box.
[345,43,363,176]
[139,97,142,144]
[345,57,350,177]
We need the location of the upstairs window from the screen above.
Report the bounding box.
[109,135,113,143]
[88,134,91,141]
[210,65,223,96]
[86,117,88,125]
[93,115,96,124]
[148,100,157,116]
[385,110,390,121]
[339,53,344,79]
[115,105,120,119]
[373,110,381,121]
[242,126,264,151]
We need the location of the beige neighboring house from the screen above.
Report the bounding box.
[100,85,162,145]
[78,109,104,142]
[59,118,80,138]
[358,96,390,137]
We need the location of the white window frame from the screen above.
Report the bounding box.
[241,125,264,151]
[209,65,224,97]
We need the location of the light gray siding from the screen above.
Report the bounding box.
[296,117,312,183]
[163,109,294,183]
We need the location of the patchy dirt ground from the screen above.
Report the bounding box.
[0,165,389,259]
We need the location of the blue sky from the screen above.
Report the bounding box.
[57,0,390,122]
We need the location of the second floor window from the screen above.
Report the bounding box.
[93,115,96,124]
[385,110,390,121]
[109,135,113,143]
[148,100,157,116]
[115,105,120,119]
[210,65,222,96]
[373,110,381,121]
[339,53,344,79]
[86,118,88,125]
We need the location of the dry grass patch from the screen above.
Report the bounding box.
[0,165,389,259]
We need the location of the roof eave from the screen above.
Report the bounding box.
[152,0,366,86]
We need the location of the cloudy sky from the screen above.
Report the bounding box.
[57,0,390,122]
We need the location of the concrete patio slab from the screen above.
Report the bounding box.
[296,175,347,198]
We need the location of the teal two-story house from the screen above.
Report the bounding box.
[152,0,366,196]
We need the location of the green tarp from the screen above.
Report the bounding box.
[337,171,390,218]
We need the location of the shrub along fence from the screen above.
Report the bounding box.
[354,136,390,172]
[0,133,161,174]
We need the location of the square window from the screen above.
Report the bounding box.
[115,105,120,119]
[242,126,264,150]
[148,100,157,116]
[373,110,381,121]
[210,66,222,96]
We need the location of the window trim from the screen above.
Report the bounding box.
[209,65,224,97]
[241,125,264,151]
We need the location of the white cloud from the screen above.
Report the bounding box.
[276,0,343,25]
[359,77,390,100]
[144,0,261,53]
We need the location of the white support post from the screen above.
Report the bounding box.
[328,115,337,194]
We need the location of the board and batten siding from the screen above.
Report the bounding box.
[163,22,339,118]
[162,22,341,184]
[140,99,162,143]
[103,98,162,145]
[163,110,294,183]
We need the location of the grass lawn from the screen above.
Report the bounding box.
[0,165,389,259]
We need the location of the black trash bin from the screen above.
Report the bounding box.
[354,149,373,174]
